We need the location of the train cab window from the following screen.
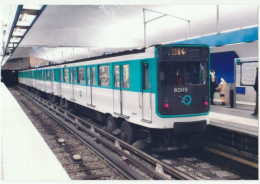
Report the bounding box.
[142,63,149,90]
[77,67,85,84]
[159,62,208,86]
[123,64,130,88]
[92,67,96,85]
[99,65,110,87]
[64,68,69,82]
[87,68,91,85]
[114,65,120,88]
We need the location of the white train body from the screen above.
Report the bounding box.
[19,45,210,142]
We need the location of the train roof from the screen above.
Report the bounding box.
[19,44,208,71]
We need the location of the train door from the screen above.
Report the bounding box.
[70,68,76,100]
[141,62,152,122]
[113,64,122,115]
[33,71,36,88]
[57,69,61,96]
[44,70,46,92]
[50,69,54,94]
[86,67,93,106]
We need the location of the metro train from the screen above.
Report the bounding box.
[18,44,210,146]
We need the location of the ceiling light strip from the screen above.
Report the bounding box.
[6,5,47,59]
[3,5,23,57]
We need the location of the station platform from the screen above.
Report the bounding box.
[0,82,70,180]
[209,99,258,137]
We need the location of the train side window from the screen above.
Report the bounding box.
[114,65,120,88]
[92,67,96,85]
[123,64,130,88]
[142,63,149,90]
[64,68,69,83]
[99,65,110,87]
[78,67,85,84]
[87,67,91,85]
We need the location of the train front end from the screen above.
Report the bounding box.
[155,45,210,134]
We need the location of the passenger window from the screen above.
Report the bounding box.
[114,65,120,88]
[123,64,130,88]
[142,63,149,90]
[92,67,96,85]
[87,68,91,85]
[64,68,69,82]
[99,65,110,87]
[78,67,85,84]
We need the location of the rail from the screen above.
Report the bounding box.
[18,86,195,180]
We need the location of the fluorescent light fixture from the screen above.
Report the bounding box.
[23,5,42,10]
[21,13,28,22]
[10,37,21,42]
[17,14,36,26]
[8,43,17,47]
[242,24,258,29]
[220,28,241,33]
[202,32,217,37]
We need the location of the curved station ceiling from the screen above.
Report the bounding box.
[1,4,259,65]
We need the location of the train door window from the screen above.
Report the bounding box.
[99,65,110,87]
[41,71,43,80]
[142,63,149,90]
[47,70,50,81]
[92,67,96,85]
[64,68,69,83]
[71,68,76,83]
[49,70,51,81]
[114,65,120,88]
[123,64,130,88]
[52,70,55,81]
[78,67,85,84]
[60,69,63,82]
[87,67,91,85]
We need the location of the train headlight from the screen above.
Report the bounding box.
[204,100,209,106]
[164,103,170,109]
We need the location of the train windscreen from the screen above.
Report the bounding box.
[156,46,209,116]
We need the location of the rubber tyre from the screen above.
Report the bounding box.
[120,121,136,144]
[106,116,117,133]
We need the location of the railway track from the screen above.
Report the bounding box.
[14,86,195,180]
[11,86,258,180]
[11,88,126,180]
